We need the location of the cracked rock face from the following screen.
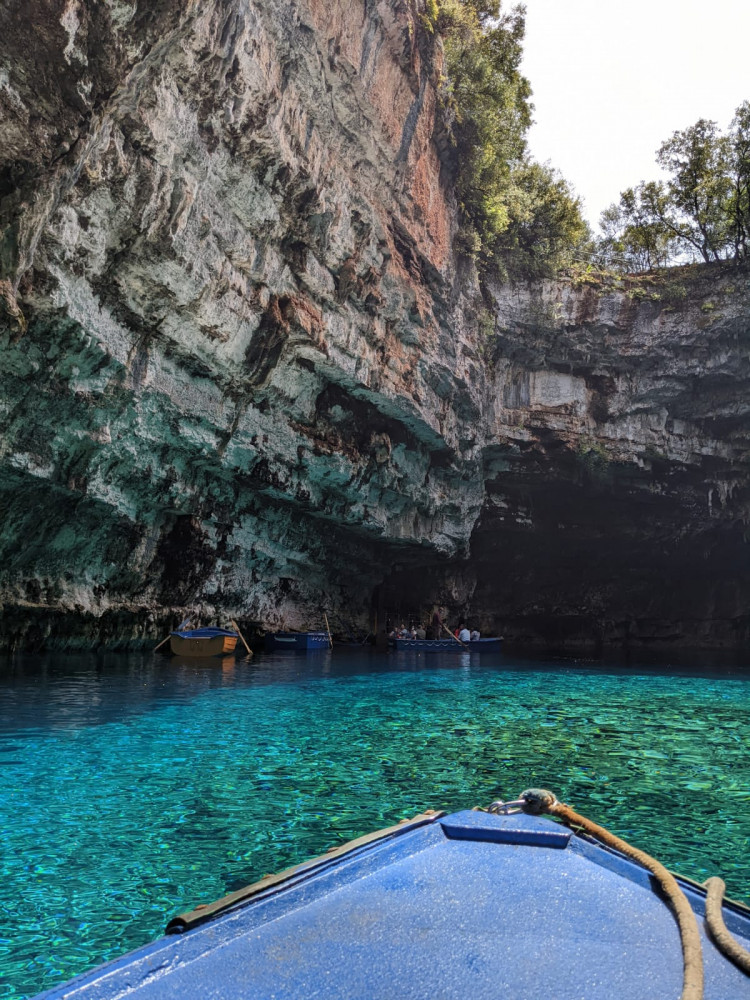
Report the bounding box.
[1,0,750,651]
[384,269,750,651]
[0,0,487,648]
[510,273,750,650]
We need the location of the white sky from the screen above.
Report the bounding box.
[520,0,750,229]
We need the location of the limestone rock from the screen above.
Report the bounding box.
[1,1,749,651]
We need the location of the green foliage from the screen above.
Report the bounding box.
[599,185,677,271]
[421,0,440,32]
[626,284,660,302]
[660,281,688,305]
[728,101,750,260]
[437,1,588,277]
[442,3,529,245]
[655,119,733,261]
[453,224,482,257]
[477,306,495,339]
[576,438,612,483]
[497,161,592,277]
[598,104,750,270]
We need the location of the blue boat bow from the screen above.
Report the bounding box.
[34,806,750,999]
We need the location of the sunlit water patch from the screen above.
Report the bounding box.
[2,649,750,998]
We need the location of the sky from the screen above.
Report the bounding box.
[520,0,750,230]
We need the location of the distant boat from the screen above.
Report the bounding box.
[169,626,238,657]
[393,637,503,652]
[264,631,330,652]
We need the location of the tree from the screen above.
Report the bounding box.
[498,161,591,277]
[727,101,750,261]
[437,1,588,276]
[655,119,733,262]
[598,185,676,272]
[442,2,531,252]
[596,106,750,270]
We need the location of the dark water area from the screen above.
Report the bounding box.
[2,647,750,998]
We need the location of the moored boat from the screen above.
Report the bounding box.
[264,630,330,651]
[33,793,750,1000]
[393,636,503,652]
[169,626,238,657]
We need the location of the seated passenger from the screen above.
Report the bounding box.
[458,624,471,643]
[470,628,480,641]
[416,625,426,639]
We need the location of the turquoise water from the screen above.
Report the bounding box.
[2,648,750,999]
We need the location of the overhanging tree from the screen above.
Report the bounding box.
[437,0,589,276]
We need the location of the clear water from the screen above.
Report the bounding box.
[2,648,750,999]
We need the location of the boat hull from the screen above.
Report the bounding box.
[34,808,750,1000]
[169,628,238,658]
[264,631,330,651]
[393,637,503,652]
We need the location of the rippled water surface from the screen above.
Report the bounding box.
[2,648,750,998]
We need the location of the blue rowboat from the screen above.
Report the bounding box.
[393,636,503,652]
[33,805,750,999]
[264,631,330,651]
[169,626,238,657]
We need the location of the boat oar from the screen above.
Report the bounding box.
[442,622,468,648]
[323,611,333,649]
[154,617,191,652]
[230,619,253,658]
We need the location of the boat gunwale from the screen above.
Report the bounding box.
[170,627,238,639]
[392,637,503,651]
[166,810,444,933]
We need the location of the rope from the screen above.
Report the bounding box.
[515,788,704,1000]
[704,876,750,974]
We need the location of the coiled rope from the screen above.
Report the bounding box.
[490,788,704,1000]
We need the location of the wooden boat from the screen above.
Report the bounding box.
[169,626,238,657]
[34,800,750,1000]
[393,636,503,652]
[264,631,330,652]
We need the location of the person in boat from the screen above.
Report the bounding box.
[458,624,471,643]
[415,624,426,640]
[431,609,443,634]
[399,623,410,638]
[470,628,480,641]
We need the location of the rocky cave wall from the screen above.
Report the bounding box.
[386,268,750,649]
[1,0,749,651]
